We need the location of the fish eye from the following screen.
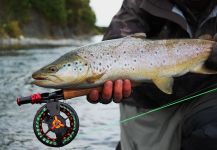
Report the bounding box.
[48,66,58,72]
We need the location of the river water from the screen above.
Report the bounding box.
[0,36,120,150]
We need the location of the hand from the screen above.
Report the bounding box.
[205,34,217,70]
[87,79,132,104]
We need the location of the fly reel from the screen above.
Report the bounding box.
[17,90,80,147]
[33,102,79,147]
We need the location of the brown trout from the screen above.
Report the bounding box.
[32,33,216,94]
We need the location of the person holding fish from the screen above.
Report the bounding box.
[31,0,217,149]
[87,0,217,150]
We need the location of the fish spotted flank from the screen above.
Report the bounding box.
[32,33,216,94]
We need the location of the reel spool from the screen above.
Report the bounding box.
[33,102,79,147]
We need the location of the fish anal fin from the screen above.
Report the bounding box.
[152,77,174,94]
[191,64,217,74]
[128,33,146,39]
[86,72,105,83]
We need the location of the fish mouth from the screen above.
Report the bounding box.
[32,73,64,87]
[32,73,49,81]
[32,73,55,86]
[33,76,48,81]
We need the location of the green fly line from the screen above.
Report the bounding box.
[120,87,217,124]
[76,85,217,138]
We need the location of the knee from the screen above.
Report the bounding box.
[182,108,217,150]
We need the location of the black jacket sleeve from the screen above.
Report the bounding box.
[103,0,150,40]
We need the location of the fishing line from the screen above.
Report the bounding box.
[120,87,217,124]
[76,85,217,138]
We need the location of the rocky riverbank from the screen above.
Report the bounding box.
[0,35,103,50]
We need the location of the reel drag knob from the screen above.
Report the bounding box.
[33,102,79,147]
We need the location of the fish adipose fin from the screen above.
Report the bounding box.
[191,64,217,74]
[86,73,105,83]
[152,77,174,94]
[128,33,146,39]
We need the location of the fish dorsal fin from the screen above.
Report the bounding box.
[152,77,174,94]
[198,34,213,40]
[86,72,105,83]
[191,63,217,74]
[128,33,146,39]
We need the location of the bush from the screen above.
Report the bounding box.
[30,0,67,25]
[4,0,31,23]
[0,26,7,38]
[5,21,22,38]
[66,0,96,33]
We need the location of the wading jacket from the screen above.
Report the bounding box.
[103,0,217,108]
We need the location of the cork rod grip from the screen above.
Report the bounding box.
[63,87,102,100]
[63,82,140,100]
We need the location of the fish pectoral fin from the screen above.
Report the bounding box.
[128,33,146,39]
[86,72,105,83]
[152,77,174,94]
[191,64,217,74]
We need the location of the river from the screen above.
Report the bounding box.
[0,36,120,150]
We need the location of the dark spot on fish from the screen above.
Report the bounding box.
[90,54,93,56]
[114,60,117,62]
[68,64,71,66]
[85,63,88,66]
[163,60,166,63]
[107,65,109,68]
[84,56,87,58]
[75,62,78,65]
[79,68,82,71]
[155,51,158,54]
[99,69,102,72]
[107,53,109,55]
[134,60,136,62]
[99,63,101,66]
[124,51,126,54]
[118,55,121,58]
[74,68,76,71]
[125,64,127,66]
[150,63,153,66]
[63,64,66,67]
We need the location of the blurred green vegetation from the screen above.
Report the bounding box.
[0,0,100,38]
